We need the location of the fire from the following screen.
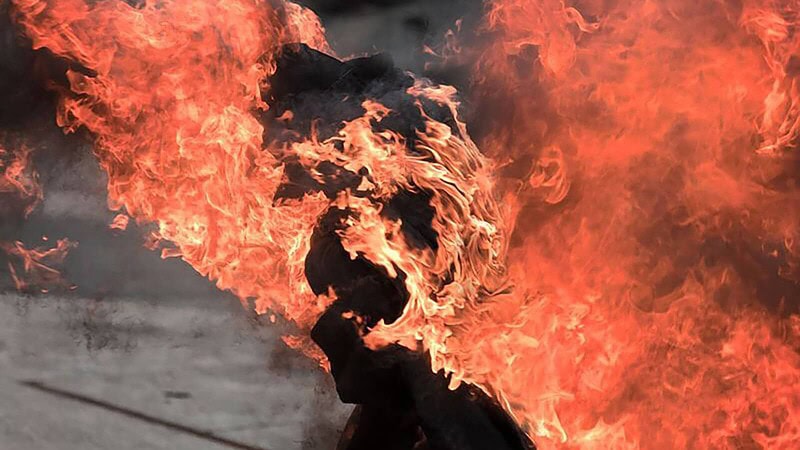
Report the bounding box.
[0,138,42,217]
[8,0,800,448]
[433,0,800,447]
[2,238,77,293]
[108,213,130,232]
[0,138,74,292]
[10,0,338,332]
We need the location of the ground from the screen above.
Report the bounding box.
[0,291,351,450]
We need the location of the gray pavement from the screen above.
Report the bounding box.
[0,293,351,450]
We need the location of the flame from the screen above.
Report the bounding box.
[9,0,800,448]
[0,138,69,292]
[10,0,510,360]
[109,213,130,232]
[282,1,332,55]
[0,138,42,217]
[10,0,337,332]
[430,0,800,447]
[2,238,78,293]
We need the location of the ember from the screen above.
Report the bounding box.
[4,0,800,449]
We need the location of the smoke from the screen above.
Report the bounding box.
[298,0,481,73]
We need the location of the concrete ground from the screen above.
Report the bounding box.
[0,292,351,450]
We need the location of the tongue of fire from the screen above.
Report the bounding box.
[1,136,77,293]
[6,0,800,448]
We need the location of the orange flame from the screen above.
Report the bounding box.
[10,0,338,331]
[436,0,800,447]
[2,238,77,293]
[0,139,42,217]
[108,213,129,232]
[9,0,800,448]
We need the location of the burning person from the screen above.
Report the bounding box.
[7,0,800,449]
